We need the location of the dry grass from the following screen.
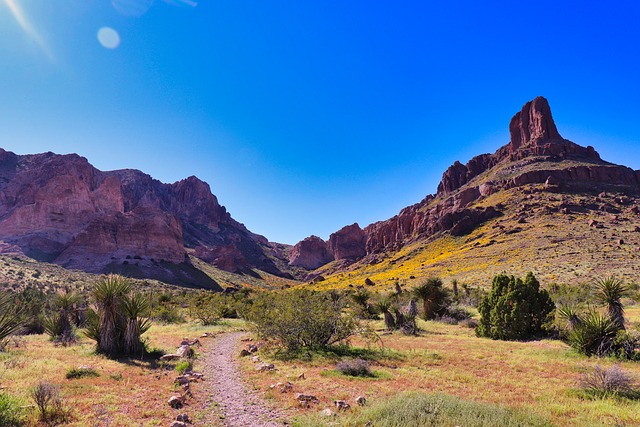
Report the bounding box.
[0,320,239,426]
[242,318,640,427]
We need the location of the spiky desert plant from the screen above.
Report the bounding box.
[593,276,630,330]
[373,296,395,330]
[44,290,80,344]
[413,278,449,320]
[0,292,25,351]
[567,310,619,356]
[91,275,130,356]
[121,293,151,356]
[557,304,583,332]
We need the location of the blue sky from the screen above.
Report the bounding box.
[1,1,639,244]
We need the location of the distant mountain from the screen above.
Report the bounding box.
[0,150,294,288]
[3,97,639,290]
[292,97,640,286]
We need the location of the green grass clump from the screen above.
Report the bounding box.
[0,393,25,427]
[66,366,100,379]
[175,360,192,375]
[294,392,550,427]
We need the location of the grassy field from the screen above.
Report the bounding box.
[242,317,640,427]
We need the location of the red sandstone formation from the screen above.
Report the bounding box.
[288,236,334,270]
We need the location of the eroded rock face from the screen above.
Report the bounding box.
[329,224,367,261]
[0,149,287,284]
[288,235,334,270]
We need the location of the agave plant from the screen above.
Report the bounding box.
[593,276,631,330]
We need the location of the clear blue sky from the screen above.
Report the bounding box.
[1,1,639,244]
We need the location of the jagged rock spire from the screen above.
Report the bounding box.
[508,96,562,150]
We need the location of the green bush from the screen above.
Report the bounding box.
[175,360,192,375]
[244,290,356,352]
[0,393,25,427]
[476,273,555,340]
[335,359,372,377]
[66,366,100,379]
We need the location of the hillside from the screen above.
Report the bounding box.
[296,97,640,288]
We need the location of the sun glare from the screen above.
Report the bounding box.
[2,0,53,60]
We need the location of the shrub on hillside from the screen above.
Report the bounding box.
[476,273,555,340]
[244,290,356,352]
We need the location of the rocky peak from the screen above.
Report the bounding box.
[508,96,562,151]
[288,235,334,270]
[329,223,367,261]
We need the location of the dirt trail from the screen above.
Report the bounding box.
[201,332,285,427]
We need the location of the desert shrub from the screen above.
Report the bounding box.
[349,288,378,320]
[16,287,47,334]
[0,292,26,351]
[579,365,638,398]
[336,358,372,377]
[66,366,99,379]
[476,273,555,341]
[188,292,233,325]
[244,290,356,352]
[85,275,151,357]
[0,393,25,426]
[437,304,472,325]
[30,382,68,424]
[294,391,550,427]
[151,304,186,324]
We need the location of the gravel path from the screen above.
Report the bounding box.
[201,332,285,427]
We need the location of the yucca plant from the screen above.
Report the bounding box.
[556,304,583,333]
[413,278,449,320]
[121,293,151,356]
[43,291,80,345]
[373,296,395,330]
[87,275,151,357]
[0,292,25,351]
[593,276,631,330]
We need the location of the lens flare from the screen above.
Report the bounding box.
[111,0,156,17]
[2,0,53,60]
[97,27,120,49]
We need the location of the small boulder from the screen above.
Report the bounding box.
[355,396,367,406]
[588,219,598,228]
[320,408,335,417]
[176,413,190,423]
[160,354,181,361]
[252,355,261,363]
[248,344,259,353]
[170,422,187,427]
[239,349,251,357]
[176,345,190,358]
[296,393,319,403]
[168,396,183,409]
[364,278,375,286]
[256,363,275,372]
[334,400,351,411]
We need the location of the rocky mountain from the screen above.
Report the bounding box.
[292,97,640,285]
[0,150,292,288]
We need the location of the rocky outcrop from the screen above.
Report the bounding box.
[288,236,334,270]
[296,96,640,272]
[0,149,289,285]
[329,224,367,261]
